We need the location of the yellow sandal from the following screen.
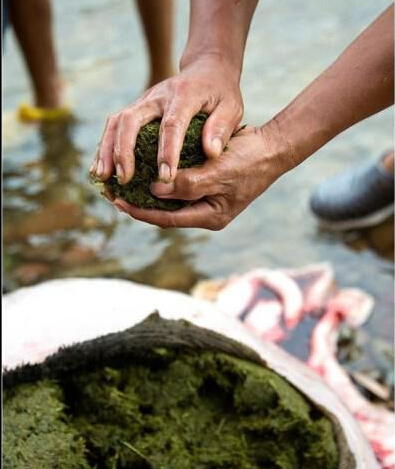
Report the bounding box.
[18,103,72,123]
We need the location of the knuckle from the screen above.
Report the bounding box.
[113,143,121,162]
[234,105,243,122]
[204,94,219,111]
[125,104,145,122]
[118,114,128,130]
[120,110,140,131]
[211,220,226,231]
[207,198,232,230]
[219,214,230,229]
[163,216,178,229]
[174,78,188,94]
[206,213,227,231]
[119,116,135,140]
[186,173,200,193]
[108,113,119,126]
[218,217,230,230]
[169,219,179,229]
[121,109,133,121]
[162,115,181,131]
[156,213,175,229]
[179,173,202,199]
[227,100,243,122]
[127,99,143,111]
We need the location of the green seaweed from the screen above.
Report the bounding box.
[3,351,339,469]
[3,381,90,469]
[104,113,207,210]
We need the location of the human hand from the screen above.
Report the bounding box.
[90,54,243,185]
[109,123,291,230]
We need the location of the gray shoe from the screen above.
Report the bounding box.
[310,154,394,231]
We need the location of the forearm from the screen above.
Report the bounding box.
[180,0,259,78]
[271,5,394,170]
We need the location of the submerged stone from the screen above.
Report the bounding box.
[3,350,339,469]
[105,113,207,210]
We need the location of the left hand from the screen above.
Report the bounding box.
[107,123,291,230]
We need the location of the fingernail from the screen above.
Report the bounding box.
[211,137,223,157]
[151,181,174,196]
[159,163,171,182]
[90,159,98,174]
[96,159,104,177]
[116,164,124,182]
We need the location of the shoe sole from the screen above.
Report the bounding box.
[315,203,394,231]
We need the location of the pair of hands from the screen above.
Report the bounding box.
[90,56,289,230]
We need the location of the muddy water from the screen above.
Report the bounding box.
[3,0,393,400]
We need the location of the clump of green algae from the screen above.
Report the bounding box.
[105,113,207,210]
[3,381,89,469]
[3,350,339,469]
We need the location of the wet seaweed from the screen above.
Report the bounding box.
[105,113,207,210]
[4,355,339,469]
[3,315,340,469]
[3,381,89,469]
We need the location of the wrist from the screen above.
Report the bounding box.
[181,0,258,78]
[180,50,243,81]
[263,95,335,174]
[258,118,298,179]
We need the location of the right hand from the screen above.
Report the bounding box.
[110,123,291,230]
[90,54,243,185]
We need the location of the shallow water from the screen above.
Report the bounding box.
[3,0,394,399]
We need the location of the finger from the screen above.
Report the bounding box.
[157,100,201,183]
[93,113,120,181]
[100,185,115,203]
[150,164,220,201]
[113,198,222,230]
[89,147,100,175]
[114,104,161,184]
[202,100,243,158]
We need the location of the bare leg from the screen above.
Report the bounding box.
[135,0,175,88]
[9,0,62,108]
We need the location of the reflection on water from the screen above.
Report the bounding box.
[344,216,394,262]
[128,228,205,291]
[3,121,204,293]
[4,120,392,292]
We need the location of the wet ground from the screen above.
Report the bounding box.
[3,1,394,403]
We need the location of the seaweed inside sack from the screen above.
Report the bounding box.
[4,350,339,469]
[104,113,207,210]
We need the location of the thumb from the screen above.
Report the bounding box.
[202,101,243,158]
[151,165,219,200]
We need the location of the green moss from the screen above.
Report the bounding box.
[105,113,207,210]
[3,381,89,469]
[3,351,339,469]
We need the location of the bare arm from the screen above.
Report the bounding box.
[273,3,394,169]
[181,0,259,74]
[116,5,394,230]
